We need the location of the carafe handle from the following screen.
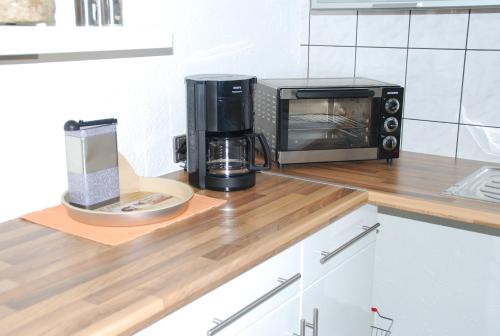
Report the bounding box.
[246,133,272,171]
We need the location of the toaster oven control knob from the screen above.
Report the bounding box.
[383,136,398,151]
[384,117,399,133]
[385,98,400,114]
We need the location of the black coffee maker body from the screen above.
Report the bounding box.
[186,74,271,191]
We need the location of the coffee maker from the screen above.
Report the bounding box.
[186,74,271,191]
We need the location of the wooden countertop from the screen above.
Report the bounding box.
[276,151,500,229]
[2,151,499,335]
[0,173,366,336]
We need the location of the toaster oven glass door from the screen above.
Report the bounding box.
[283,96,379,151]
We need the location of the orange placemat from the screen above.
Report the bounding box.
[22,194,226,246]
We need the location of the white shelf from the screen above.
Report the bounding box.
[0,0,172,56]
[0,26,172,56]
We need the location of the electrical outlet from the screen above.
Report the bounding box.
[173,134,187,163]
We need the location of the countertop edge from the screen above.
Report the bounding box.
[368,191,500,229]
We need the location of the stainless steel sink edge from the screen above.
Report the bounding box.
[444,166,500,204]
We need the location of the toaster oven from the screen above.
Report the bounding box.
[255,78,404,166]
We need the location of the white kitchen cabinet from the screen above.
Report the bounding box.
[373,210,500,336]
[302,237,376,336]
[311,0,500,9]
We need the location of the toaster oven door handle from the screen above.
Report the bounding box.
[295,89,375,99]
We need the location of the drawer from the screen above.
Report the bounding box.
[238,294,300,336]
[302,204,378,289]
[206,242,301,335]
[138,242,301,336]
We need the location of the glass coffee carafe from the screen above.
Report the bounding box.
[207,133,271,177]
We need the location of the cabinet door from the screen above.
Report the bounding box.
[302,242,376,336]
[238,295,301,336]
[374,212,500,336]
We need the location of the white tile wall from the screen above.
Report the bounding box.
[357,10,410,48]
[299,0,311,45]
[306,8,500,163]
[355,47,406,85]
[309,46,355,77]
[402,119,458,157]
[468,9,500,50]
[409,9,469,49]
[461,51,500,127]
[405,49,464,123]
[457,125,500,163]
[309,11,357,46]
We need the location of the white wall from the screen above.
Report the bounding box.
[306,8,500,163]
[0,0,310,222]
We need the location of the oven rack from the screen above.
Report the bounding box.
[289,114,369,138]
[289,114,367,130]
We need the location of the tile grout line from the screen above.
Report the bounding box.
[402,117,500,130]
[401,10,412,149]
[353,10,359,78]
[455,8,472,159]
[306,2,312,78]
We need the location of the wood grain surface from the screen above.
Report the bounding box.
[2,151,498,335]
[276,151,500,228]
[0,173,366,336]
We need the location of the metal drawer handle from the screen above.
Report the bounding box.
[294,308,319,336]
[320,223,380,265]
[207,273,302,336]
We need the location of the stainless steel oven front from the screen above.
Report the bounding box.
[255,78,404,166]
